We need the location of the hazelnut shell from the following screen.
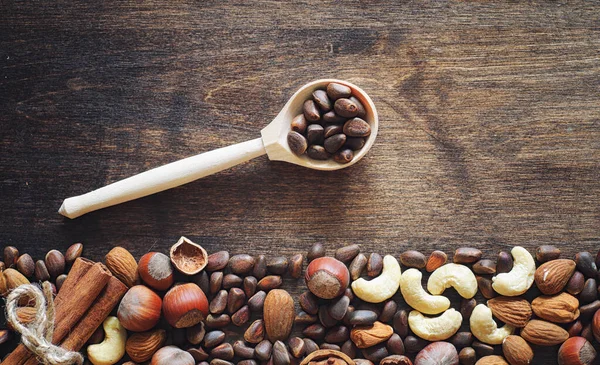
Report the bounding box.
[170,236,208,275]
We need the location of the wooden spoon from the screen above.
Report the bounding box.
[59,79,378,219]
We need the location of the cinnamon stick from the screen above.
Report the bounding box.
[2,262,111,365]
[54,257,94,307]
[60,276,127,351]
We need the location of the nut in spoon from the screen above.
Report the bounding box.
[59,79,378,219]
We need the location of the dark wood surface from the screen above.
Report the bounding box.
[1,1,600,363]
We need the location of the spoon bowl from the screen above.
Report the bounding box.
[261,79,378,170]
[59,79,378,218]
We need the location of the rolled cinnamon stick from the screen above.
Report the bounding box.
[54,257,94,306]
[2,262,111,365]
[60,276,127,351]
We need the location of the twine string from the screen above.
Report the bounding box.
[5,282,83,365]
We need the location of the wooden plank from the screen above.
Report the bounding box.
[1,1,599,363]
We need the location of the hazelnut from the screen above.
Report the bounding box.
[558,336,596,365]
[151,346,195,365]
[414,342,458,365]
[170,236,208,275]
[138,252,174,291]
[305,257,350,299]
[117,285,162,332]
[163,283,209,328]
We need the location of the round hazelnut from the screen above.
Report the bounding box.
[117,285,162,332]
[163,283,209,328]
[170,236,208,275]
[151,345,195,365]
[558,337,596,365]
[138,252,174,291]
[414,341,458,365]
[305,257,350,299]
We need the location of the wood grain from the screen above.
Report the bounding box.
[1,1,599,363]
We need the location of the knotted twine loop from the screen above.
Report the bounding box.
[5,282,83,365]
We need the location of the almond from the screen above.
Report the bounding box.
[502,335,533,365]
[532,292,580,323]
[350,321,394,349]
[487,297,532,327]
[475,355,509,365]
[263,289,295,342]
[534,259,576,295]
[0,270,8,296]
[125,329,166,362]
[105,247,139,288]
[521,319,569,346]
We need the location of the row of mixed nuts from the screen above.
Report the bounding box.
[2,241,600,365]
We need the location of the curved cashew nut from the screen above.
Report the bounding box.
[492,246,535,296]
[427,263,477,299]
[351,255,401,303]
[408,309,462,341]
[399,268,450,315]
[470,304,514,345]
[87,316,127,365]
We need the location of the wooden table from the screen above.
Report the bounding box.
[1,1,599,364]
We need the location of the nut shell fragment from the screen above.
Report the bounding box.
[170,236,208,275]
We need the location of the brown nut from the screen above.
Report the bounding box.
[138,252,174,291]
[335,244,360,263]
[16,254,35,278]
[299,349,355,365]
[34,260,50,282]
[454,248,482,264]
[425,251,447,273]
[206,251,230,272]
[65,243,83,265]
[105,247,139,287]
[558,336,596,365]
[399,251,426,269]
[532,292,580,323]
[170,236,208,275]
[536,245,561,262]
[307,243,326,262]
[305,257,350,299]
[502,335,533,365]
[244,319,265,343]
[289,254,304,279]
[487,297,532,327]
[264,289,295,342]
[534,259,576,295]
[414,341,458,365]
[349,254,368,281]
[521,319,569,346]
[350,321,393,349]
[125,329,166,362]
[45,249,65,280]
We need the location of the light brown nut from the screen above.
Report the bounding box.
[350,321,393,349]
[521,319,569,346]
[263,289,295,342]
[502,335,533,365]
[487,297,532,328]
[105,247,139,287]
[532,292,580,323]
[534,259,576,295]
[125,329,166,362]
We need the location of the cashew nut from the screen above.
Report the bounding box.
[399,268,450,315]
[87,316,127,365]
[470,304,514,345]
[351,255,401,303]
[492,246,535,296]
[408,309,462,341]
[427,263,477,299]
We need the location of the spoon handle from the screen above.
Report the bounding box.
[59,138,267,219]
